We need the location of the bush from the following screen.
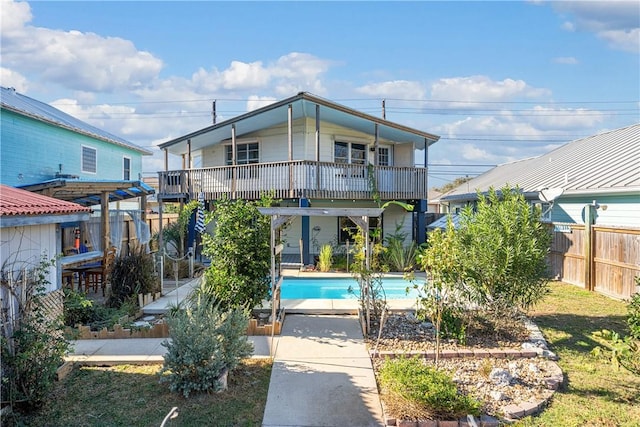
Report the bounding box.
[378,357,481,419]
[383,221,417,272]
[456,186,552,317]
[1,257,70,412]
[317,244,333,272]
[108,245,159,308]
[199,196,272,310]
[159,298,254,397]
[63,288,95,326]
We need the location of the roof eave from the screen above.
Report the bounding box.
[158,92,440,151]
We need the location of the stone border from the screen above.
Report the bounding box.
[372,317,563,426]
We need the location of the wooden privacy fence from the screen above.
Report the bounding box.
[548,223,640,300]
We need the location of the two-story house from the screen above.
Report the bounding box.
[0,86,155,254]
[157,92,440,265]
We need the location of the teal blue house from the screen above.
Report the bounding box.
[1,87,154,254]
[438,123,640,228]
[1,86,151,187]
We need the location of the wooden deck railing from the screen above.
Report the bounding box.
[158,160,427,201]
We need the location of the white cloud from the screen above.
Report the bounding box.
[189,52,331,97]
[553,56,579,65]
[355,80,427,100]
[0,67,29,92]
[246,96,277,112]
[554,1,640,53]
[430,75,551,105]
[1,0,164,92]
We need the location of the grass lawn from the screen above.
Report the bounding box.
[516,282,640,427]
[20,359,272,427]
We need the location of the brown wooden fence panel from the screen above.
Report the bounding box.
[549,224,585,287]
[549,223,639,299]
[593,226,640,299]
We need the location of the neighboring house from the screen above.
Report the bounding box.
[157,92,440,264]
[0,87,155,253]
[0,184,91,293]
[1,86,152,187]
[435,123,640,299]
[437,123,640,228]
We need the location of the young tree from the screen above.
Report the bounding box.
[198,196,272,311]
[457,185,552,318]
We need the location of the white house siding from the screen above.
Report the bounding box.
[0,223,59,292]
[277,199,414,256]
[393,144,415,167]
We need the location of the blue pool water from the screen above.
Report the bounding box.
[280,277,418,299]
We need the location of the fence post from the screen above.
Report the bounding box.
[583,204,595,291]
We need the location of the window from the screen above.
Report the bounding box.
[335,141,367,177]
[225,142,259,179]
[225,142,259,165]
[82,146,97,173]
[334,141,367,165]
[338,216,381,243]
[378,147,390,166]
[123,157,131,180]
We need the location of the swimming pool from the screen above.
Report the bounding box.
[280,277,418,299]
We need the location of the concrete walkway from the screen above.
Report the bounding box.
[262,314,384,427]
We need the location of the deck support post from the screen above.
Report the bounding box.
[415,199,427,245]
[300,197,311,266]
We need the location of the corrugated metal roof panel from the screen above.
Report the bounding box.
[0,184,92,216]
[0,86,152,155]
[442,123,640,200]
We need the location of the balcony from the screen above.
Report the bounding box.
[157,160,427,201]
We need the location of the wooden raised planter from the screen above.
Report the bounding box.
[66,309,285,339]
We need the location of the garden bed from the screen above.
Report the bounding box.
[366,312,563,425]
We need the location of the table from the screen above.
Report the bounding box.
[61,251,102,291]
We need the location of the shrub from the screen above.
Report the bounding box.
[159,298,254,397]
[198,196,272,311]
[383,221,417,272]
[378,357,481,419]
[456,186,552,318]
[63,288,95,326]
[317,244,333,272]
[108,245,159,308]
[1,256,70,412]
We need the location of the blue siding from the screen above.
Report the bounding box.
[551,194,640,227]
[1,110,144,186]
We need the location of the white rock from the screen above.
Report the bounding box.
[490,390,507,401]
[142,316,155,321]
[489,368,512,386]
[528,363,541,374]
[132,321,151,328]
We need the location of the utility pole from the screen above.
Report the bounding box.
[382,99,386,120]
[212,100,217,124]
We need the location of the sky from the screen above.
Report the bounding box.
[1,0,639,188]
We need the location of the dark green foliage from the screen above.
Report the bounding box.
[198,196,272,310]
[1,257,70,412]
[108,245,159,308]
[378,357,481,419]
[383,220,417,272]
[457,186,552,316]
[62,288,94,326]
[159,298,253,397]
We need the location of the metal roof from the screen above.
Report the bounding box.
[441,123,640,202]
[0,184,91,217]
[1,86,152,155]
[17,179,155,207]
[159,92,440,155]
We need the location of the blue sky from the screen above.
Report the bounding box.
[1,0,639,187]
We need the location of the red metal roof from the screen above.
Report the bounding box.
[0,185,92,216]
